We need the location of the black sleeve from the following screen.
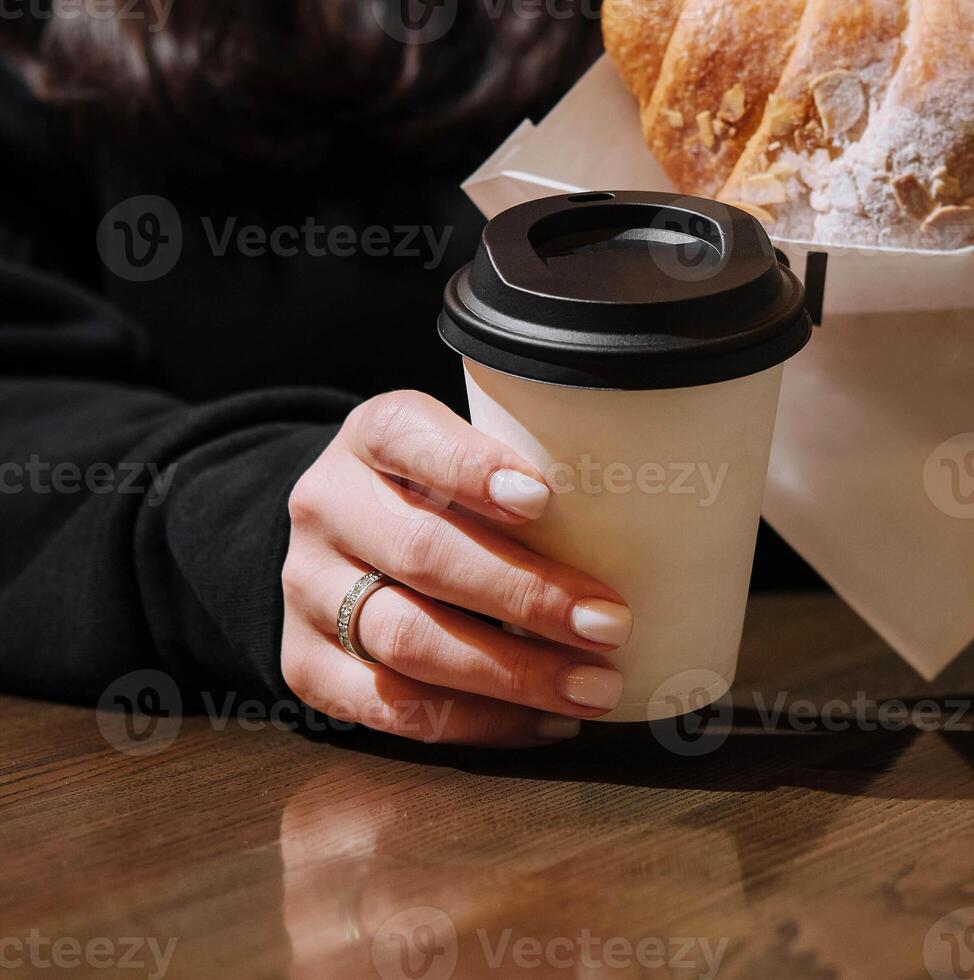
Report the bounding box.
[0,67,359,707]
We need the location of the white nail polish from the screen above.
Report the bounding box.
[570,599,633,647]
[489,469,550,519]
[535,714,582,741]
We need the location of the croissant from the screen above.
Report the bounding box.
[603,0,974,248]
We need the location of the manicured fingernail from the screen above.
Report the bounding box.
[570,599,633,647]
[557,665,624,710]
[489,469,550,519]
[535,714,582,741]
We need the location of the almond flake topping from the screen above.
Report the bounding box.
[767,99,800,137]
[697,111,716,150]
[932,174,961,202]
[811,70,866,139]
[719,84,747,123]
[769,160,799,180]
[744,173,787,205]
[892,174,933,220]
[665,109,685,129]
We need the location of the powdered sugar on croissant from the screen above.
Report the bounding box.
[720,0,907,242]
[814,0,974,249]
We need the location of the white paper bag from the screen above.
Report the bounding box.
[463,56,974,680]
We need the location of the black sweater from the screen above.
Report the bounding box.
[0,61,484,708]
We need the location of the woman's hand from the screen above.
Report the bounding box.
[280,390,633,748]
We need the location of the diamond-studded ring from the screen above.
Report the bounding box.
[337,570,390,664]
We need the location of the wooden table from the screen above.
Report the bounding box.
[2,593,973,980]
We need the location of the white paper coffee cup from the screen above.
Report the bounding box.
[464,357,784,721]
[440,192,811,722]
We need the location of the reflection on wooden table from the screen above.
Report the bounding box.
[1,594,973,979]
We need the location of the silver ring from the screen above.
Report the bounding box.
[337,571,389,663]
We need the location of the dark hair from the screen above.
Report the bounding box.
[2,1,601,169]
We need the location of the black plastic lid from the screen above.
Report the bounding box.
[439,191,812,389]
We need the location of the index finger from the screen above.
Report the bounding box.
[344,390,552,523]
